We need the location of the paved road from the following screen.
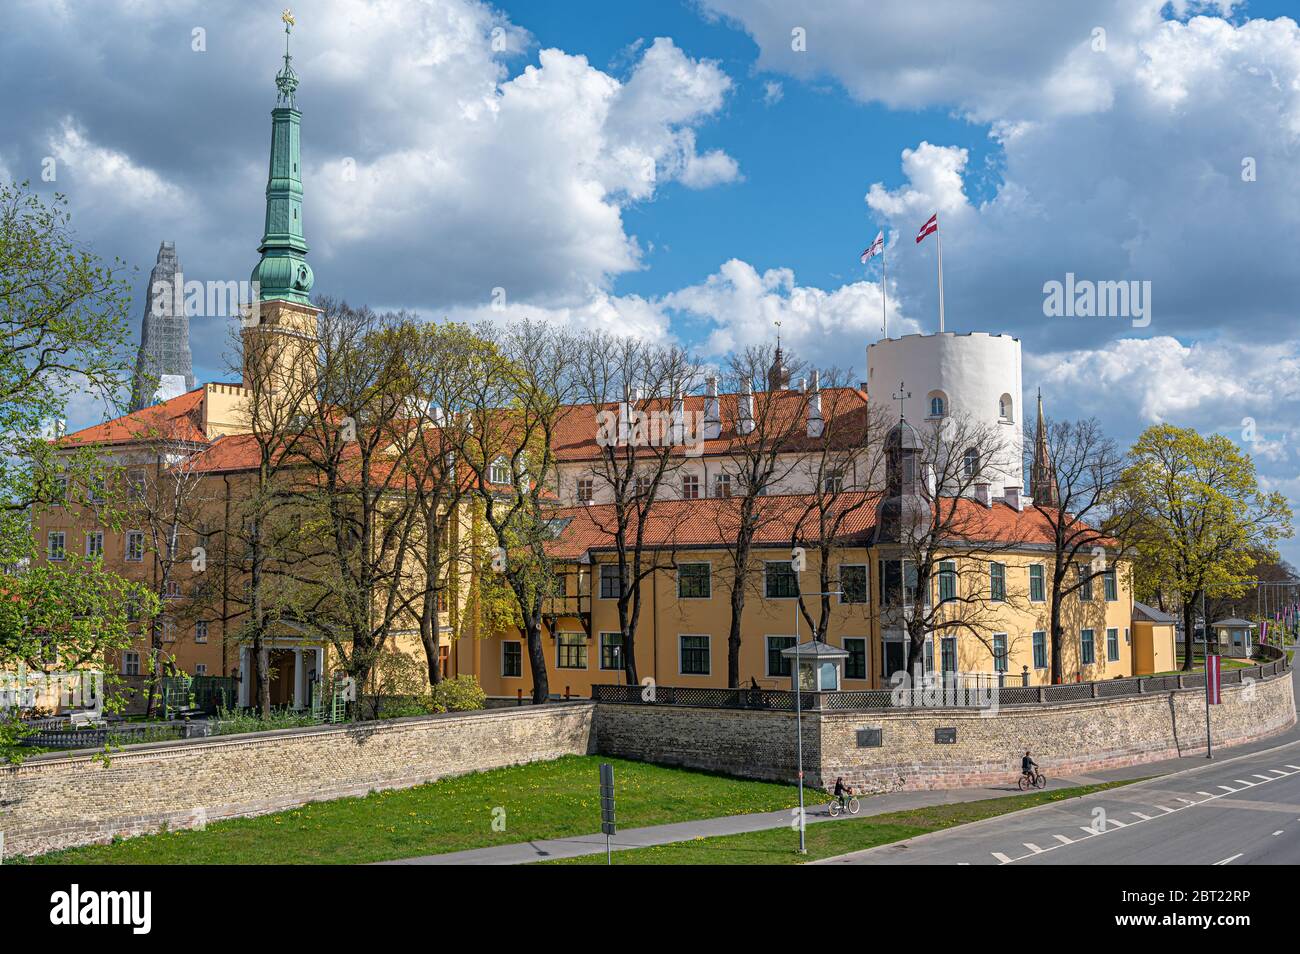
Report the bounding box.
[818,737,1300,865]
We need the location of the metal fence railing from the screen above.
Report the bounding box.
[590,647,1290,713]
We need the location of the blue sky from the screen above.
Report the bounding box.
[1,0,1297,563]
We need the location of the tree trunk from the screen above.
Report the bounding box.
[1049,596,1064,685]
[419,599,443,687]
[727,580,746,688]
[1182,598,1197,672]
[525,620,549,704]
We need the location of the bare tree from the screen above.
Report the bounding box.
[568,332,701,684]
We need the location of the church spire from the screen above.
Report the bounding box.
[1030,388,1059,507]
[251,8,313,305]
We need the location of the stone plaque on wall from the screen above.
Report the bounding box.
[934,727,957,744]
[856,728,882,748]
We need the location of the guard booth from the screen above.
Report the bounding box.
[1211,618,1257,659]
[781,639,848,692]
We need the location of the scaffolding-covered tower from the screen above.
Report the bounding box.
[130,241,196,411]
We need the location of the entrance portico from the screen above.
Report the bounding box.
[237,640,325,709]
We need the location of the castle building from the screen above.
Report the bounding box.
[128,242,196,412]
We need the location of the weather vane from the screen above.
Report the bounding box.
[282,8,295,28]
[275,9,299,107]
[892,381,910,420]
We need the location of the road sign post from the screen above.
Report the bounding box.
[599,762,616,865]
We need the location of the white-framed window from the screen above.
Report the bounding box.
[681,474,700,499]
[599,632,624,671]
[53,472,69,503]
[47,531,66,562]
[839,564,868,604]
[766,635,796,677]
[963,448,979,477]
[127,468,147,501]
[164,579,182,599]
[576,477,594,503]
[162,618,176,643]
[85,531,103,558]
[1029,563,1045,602]
[634,474,652,497]
[992,633,1008,672]
[489,457,511,485]
[126,530,145,562]
[195,620,209,643]
[843,636,868,680]
[1032,631,1047,670]
[677,562,711,599]
[823,470,844,494]
[555,632,587,670]
[502,640,522,678]
[87,475,106,504]
[122,651,140,675]
[194,663,208,676]
[679,634,710,676]
[764,561,798,599]
[712,472,732,498]
[927,391,947,418]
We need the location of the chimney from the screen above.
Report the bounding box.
[806,369,823,438]
[974,482,992,508]
[796,377,806,394]
[703,376,721,440]
[1004,485,1023,512]
[671,390,685,445]
[738,380,755,435]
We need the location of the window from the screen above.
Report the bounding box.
[681,474,700,499]
[162,618,176,643]
[677,563,711,599]
[53,472,69,503]
[47,531,66,562]
[940,636,956,673]
[992,633,1008,672]
[164,579,182,599]
[122,651,140,676]
[598,564,623,600]
[1106,627,1119,662]
[844,637,867,680]
[599,632,624,670]
[766,636,796,677]
[195,663,208,676]
[576,477,594,503]
[712,473,732,498]
[1081,628,1095,665]
[999,393,1014,422]
[195,620,209,644]
[928,393,946,417]
[1032,631,1047,670]
[963,448,979,477]
[502,641,522,677]
[989,562,1006,602]
[1029,564,1045,602]
[1077,564,1093,601]
[880,558,922,608]
[679,635,710,675]
[765,561,797,599]
[87,476,106,504]
[127,469,146,501]
[489,457,510,485]
[556,632,587,669]
[938,560,957,603]
[1104,568,1118,602]
[126,599,140,623]
[823,470,844,494]
[632,474,652,497]
[126,530,145,562]
[85,531,103,558]
[840,565,868,604]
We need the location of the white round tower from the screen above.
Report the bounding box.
[866,332,1024,498]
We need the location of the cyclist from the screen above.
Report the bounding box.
[1021,750,1038,783]
[833,776,853,810]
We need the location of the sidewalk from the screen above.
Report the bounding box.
[380,661,1300,866]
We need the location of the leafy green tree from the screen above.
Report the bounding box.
[1122,424,1293,669]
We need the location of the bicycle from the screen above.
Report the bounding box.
[828,792,860,816]
[1018,769,1047,791]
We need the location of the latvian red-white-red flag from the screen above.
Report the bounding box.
[1207,654,1222,705]
[860,230,884,264]
[915,212,939,244]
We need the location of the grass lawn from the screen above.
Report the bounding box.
[546,780,1140,865]
[14,755,802,865]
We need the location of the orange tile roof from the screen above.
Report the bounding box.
[57,387,209,448]
[552,387,870,462]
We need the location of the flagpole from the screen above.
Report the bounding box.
[882,245,889,340]
[936,225,945,333]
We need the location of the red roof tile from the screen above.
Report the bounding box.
[57,387,209,448]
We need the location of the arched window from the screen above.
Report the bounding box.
[927,390,947,418]
[999,393,1013,422]
[963,448,979,477]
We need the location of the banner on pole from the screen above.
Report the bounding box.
[1207,654,1221,706]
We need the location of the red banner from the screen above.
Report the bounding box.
[1207,654,1221,706]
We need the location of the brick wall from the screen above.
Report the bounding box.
[598,670,1296,792]
[0,702,595,857]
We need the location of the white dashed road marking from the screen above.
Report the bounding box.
[1214,853,1243,865]
[1023,843,1044,853]
[1053,834,1073,845]
[992,852,1013,864]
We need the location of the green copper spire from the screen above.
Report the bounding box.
[252,9,313,305]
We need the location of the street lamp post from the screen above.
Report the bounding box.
[790,566,841,854]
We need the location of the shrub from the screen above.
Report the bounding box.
[430,675,485,713]
[213,706,319,736]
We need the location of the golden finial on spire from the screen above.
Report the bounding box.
[282,8,295,28]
